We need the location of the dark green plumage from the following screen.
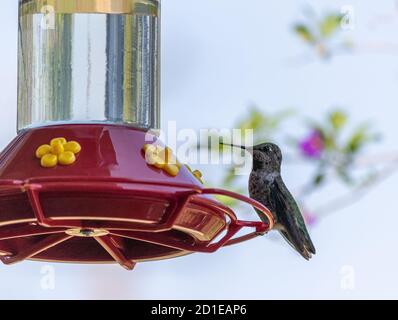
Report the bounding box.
[223,142,316,260]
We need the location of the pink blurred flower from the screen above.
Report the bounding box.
[303,211,317,227]
[299,130,325,158]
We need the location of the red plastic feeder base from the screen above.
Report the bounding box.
[0,125,273,270]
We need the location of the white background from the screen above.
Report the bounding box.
[0,0,398,299]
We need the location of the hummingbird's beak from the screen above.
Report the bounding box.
[219,143,253,153]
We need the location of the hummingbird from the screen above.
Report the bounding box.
[222,142,316,260]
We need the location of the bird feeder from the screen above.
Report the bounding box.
[0,0,274,270]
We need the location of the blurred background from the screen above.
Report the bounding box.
[1,0,398,299]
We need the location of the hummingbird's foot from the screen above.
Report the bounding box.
[256,231,267,236]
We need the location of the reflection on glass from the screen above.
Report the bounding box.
[18,0,160,131]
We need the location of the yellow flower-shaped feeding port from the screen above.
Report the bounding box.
[142,144,181,177]
[35,137,81,168]
[185,164,204,184]
[142,144,204,183]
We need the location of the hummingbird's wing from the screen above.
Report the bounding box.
[270,176,316,260]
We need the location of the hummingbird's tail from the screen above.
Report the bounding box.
[279,228,316,260]
[270,176,316,260]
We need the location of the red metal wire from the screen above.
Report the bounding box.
[25,182,199,232]
[0,179,275,266]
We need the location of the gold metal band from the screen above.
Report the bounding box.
[20,0,159,16]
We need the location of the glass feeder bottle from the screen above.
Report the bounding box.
[17,0,160,131]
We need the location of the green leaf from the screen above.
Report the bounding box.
[329,110,348,130]
[319,14,343,38]
[236,108,267,131]
[345,126,368,153]
[215,187,246,207]
[274,109,296,123]
[222,166,238,186]
[294,24,316,43]
[313,172,325,186]
[200,132,224,151]
[215,195,239,207]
